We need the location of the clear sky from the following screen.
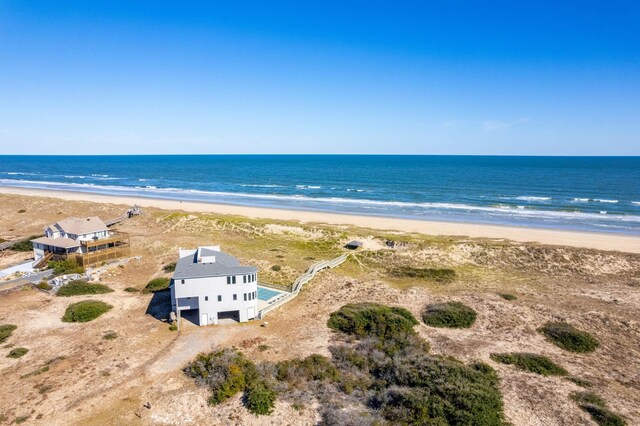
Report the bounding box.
[0,1,638,155]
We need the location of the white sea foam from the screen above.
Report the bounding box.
[594,199,618,203]
[347,188,365,192]
[296,185,321,189]
[240,184,283,188]
[632,201,640,206]
[572,198,590,202]
[515,196,551,201]
[2,179,640,225]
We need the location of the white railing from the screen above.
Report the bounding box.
[257,252,350,319]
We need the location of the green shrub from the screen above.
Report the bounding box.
[0,324,17,344]
[245,381,276,415]
[14,416,29,424]
[11,236,39,252]
[163,262,176,273]
[7,347,28,358]
[184,349,254,405]
[124,287,139,293]
[270,265,281,272]
[539,322,599,353]
[327,303,418,341]
[571,392,626,426]
[276,354,340,383]
[567,376,593,388]
[499,293,517,301]
[36,282,53,291]
[169,324,178,331]
[62,301,112,323]
[48,259,85,276]
[103,332,118,340]
[422,302,477,328]
[17,209,26,213]
[57,280,113,297]
[142,277,171,293]
[490,353,568,376]
[390,267,456,282]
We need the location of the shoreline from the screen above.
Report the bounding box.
[2,186,640,254]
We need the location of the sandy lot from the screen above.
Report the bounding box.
[0,193,638,425]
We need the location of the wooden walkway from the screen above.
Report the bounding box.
[105,205,143,227]
[257,252,350,319]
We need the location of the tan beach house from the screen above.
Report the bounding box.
[31,216,131,268]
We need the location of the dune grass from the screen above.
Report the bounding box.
[0,324,17,344]
[163,262,176,273]
[56,280,113,297]
[422,301,477,328]
[539,322,599,353]
[62,301,112,323]
[142,277,171,293]
[390,266,456,282]
[571,392,626,426]
[490,352,568,376]
[499,293,517,301]
[7,347,28,359]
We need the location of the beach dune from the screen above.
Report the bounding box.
[2,186,639,254]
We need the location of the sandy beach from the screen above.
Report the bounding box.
[2,185,639,254]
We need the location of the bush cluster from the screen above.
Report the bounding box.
[186,303,506,424]
[36,282,53,291]
[490,352,568,376]
[163,262,176,273]
[422,302,477,328]
[10,236,39,252]
[62,300,112,323]
[0,324,17,344]
[390,266,456,282]
[571,392,626,426]
[48,259,85,276]
[539,322,599,353]
[57,280,113,297]
[184,349,275,415]
[7,347,28,359]
[142,277,171,294]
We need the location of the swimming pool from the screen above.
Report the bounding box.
[257,286,283,301]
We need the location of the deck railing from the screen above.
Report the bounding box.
[257,252,350,319]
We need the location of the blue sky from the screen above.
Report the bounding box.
[0,1,638,155]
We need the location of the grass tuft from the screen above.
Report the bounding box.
[571,392,626,426]
[499,293,517,300]
[0,324,17,344]
[539,322,599,353]
[57,280,113,297]
[62,300,112,323]
[163,262,176,273]
[142,277,171,293]
[103,332,118,340]
[124,287,139,293]
[390,266,456,282]
[490,352,568,376]
[422,302,477,328]
[10,236,40,252]
[7,347,29,358]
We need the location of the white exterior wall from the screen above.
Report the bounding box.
[173,274,258,325]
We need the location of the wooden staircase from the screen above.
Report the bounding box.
[33,251,53,269]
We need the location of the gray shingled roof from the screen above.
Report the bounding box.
[173,248,257,280]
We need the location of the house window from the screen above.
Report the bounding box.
[226,276,231,284]
[253,291,256,299]
[205,296,208,301]
[232,276,237,284]
[181,279,185,284]
[233,294,237,301]
[243,275,247,283]
[218,295,222,302]
[244,293,247,301]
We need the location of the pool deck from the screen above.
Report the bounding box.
[257,285,290,311]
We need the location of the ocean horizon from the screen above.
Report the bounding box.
[1,154,639,235]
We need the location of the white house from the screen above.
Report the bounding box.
[31,216,130,268]
[170,246,259,326]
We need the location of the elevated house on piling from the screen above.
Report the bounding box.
[31,216,131,268]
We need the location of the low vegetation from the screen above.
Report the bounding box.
[124,286,139,292]
[270,265,281,272]
[48,259,85,276]
[567,377,593,388]
[7,348,29,359]
[490,353,568,376]
[143,277,171,293]
[36,281,53,291]
[163,262,176,273]
[422,301,477,328]
[499,293,517,300]
[390,266,456,282]
[56,280,113,297]
[10,236,39,252]
[0,324,17,344]
[102,332,118,340]
[571,392,626,426]
[61,300,113,323]
[539,322,599,353]
[186,303,506,424]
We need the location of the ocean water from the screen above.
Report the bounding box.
[1,155,639,234]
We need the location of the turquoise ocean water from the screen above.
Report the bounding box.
[1,155,639,234]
